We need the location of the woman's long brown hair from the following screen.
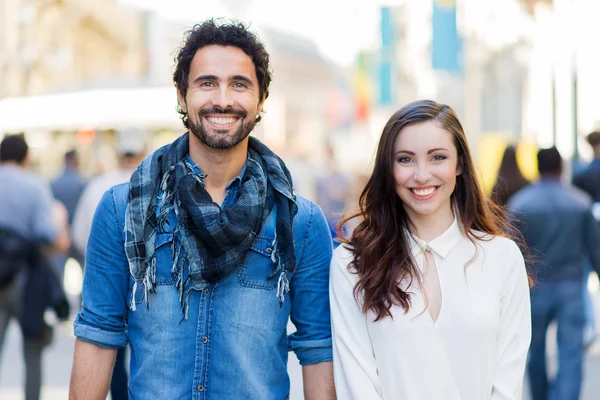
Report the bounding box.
[337,100,520,321]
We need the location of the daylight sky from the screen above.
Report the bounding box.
[120,0,405,66]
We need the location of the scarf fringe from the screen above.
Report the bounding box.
[129,256,157,311]
[276,270,290,308]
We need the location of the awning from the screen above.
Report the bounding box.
[0,86,182,134]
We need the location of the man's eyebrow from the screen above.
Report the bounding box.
[191,75,255,86]
[230,75,254,86]
[395,148,448,155]
[191,74,218,85]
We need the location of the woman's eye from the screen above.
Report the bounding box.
[397,157,412,164]
[432,155,447,161]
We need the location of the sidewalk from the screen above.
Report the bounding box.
[2,290,600,399]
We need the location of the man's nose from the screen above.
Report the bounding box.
[211,87,235,108]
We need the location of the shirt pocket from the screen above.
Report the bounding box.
[237,236,278,290]
[153,232,178,285]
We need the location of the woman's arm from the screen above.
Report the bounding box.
[330,247,383,400]
[491,241,532,399]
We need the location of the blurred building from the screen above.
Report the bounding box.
[0,0,150,178]
[0,0,146,97]
[144,9,339,156]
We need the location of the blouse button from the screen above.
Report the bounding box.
[202,336,208,344]
[198,385,204,392]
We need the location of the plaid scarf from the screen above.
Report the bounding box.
[124,133,297,316]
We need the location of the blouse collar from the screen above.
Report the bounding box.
[408,217,461,259]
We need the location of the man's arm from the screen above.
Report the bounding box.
[302,362,335,400]
[583,208,600,276]
[70,187,130,397]
[288,200,335,399]
[69,339,117,400]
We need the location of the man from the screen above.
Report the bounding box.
[71,129,146,400]
[71,129,146,257]
[0,134,67,400]
[69,19,335,400]
[572,130,600,348]
[51,150,86,279]
[508,147,600,400]
[573,130,600,202]
[51,150,86,227]
[315,143,352,246]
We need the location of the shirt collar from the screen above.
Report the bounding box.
[408,218,461,259]
[185,154,247,191]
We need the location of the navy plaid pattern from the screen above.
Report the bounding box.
[124,134,297,313]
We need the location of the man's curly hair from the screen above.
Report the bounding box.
[173,19,272,128]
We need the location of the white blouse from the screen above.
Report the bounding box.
[330,219,531,400]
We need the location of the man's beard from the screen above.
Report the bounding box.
[188,107,256,150]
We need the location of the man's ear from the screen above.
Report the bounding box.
[257,96,266,115]
[176,86,187,113]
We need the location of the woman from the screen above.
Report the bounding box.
[491,145,530,207]
[330,100,531,400]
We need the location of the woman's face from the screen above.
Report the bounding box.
[392,120,461,229]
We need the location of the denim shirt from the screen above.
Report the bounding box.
[73,162,333,399]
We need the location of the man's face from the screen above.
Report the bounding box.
[177,45,265,150]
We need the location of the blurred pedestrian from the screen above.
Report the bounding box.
[71,129,147,400]
[315,143,352,246]
[51,150,86,279]
[69,19,334,399]
[0,134,70,400]
[330,100,531,400]
[572,130,600,348]
[508,146,600,400]
[491,144,530,207]
[51,150,86,227]
[573,131,600,201]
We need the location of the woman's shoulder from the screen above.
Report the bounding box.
[468,230,523,259]
[332,244,355,265]
[331,244,359,278]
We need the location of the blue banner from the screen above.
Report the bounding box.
[432,0,462,73]
[378,7,394,106]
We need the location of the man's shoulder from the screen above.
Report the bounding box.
[293,193,326,224]
[102,182,130,218]
[1,166,48,193]
[507,184,535,209]
[564,184,593,207]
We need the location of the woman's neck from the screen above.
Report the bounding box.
[409,208,455,243]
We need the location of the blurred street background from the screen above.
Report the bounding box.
[2,0,600,398]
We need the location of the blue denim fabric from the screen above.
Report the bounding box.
[74,178,333,399]
[527,281,585,400]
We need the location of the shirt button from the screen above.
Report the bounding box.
[266,247,273,254]
[204,288,210,296]
[202,336,208,344]
[198,385,204,392]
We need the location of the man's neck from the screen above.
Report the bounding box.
[539,173,561,182]
[188,136,248,204]
[0,161,23,168]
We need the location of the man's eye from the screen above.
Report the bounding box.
[199,81,215,87]
[233,82,247,88]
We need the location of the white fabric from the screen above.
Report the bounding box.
[330,219,531,400]
[71,169,134,254]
